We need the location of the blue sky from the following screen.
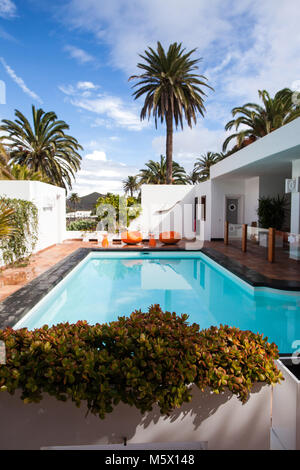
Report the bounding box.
[0,0,300,196]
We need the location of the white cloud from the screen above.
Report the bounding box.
[60,0,300,119]
[85,150,107,161]
[152,124,226,167]
[0,57,43,104]
[0,26,16,41]
[71,152,139,196]
[77,81,98,90]
[71,96,147,131]
[64,45,95,65]
[0,0,16,18]
[59,79,145,130]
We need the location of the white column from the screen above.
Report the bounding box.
[290,160,300,260]
[290,160,300,234]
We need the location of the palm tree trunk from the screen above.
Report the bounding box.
[166,110,173,184]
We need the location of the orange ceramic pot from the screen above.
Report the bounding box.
[159,231,181,245]
[121,231,143,245]
[101,235,109,248]
[149,234,156,247]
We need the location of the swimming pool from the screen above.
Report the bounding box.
[14,251,300,353]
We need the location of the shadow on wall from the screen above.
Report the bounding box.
[0,383,269,450]
[152,189,197,239]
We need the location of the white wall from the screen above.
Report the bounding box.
[0,384,271,450]
[210,178,245,239]
[291,159,300,234]
[140,185,195,238]
[193,181,212,240]
[245,177,259,226]
[259,174,288,199]
[211,118,300,180]
[0,180,66,259]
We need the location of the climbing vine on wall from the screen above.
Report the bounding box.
[0,197,38,265]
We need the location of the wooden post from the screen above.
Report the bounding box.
[224,221,229,245]
[268,227,275,263]
[242,224,247,252]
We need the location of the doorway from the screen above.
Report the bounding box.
[226,197,239,224]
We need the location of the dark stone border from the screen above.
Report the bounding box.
[201,247,300,291]
[0,246,299,330]
[0,246,186,329]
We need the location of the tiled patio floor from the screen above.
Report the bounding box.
[0,238,299,303]
[205,240,300,282]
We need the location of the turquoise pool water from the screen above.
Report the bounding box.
[15,252,300,352]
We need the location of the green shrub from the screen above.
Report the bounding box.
[67,219,97,231]
[0,197,38,265]
[0,306,283,418]
[95,193,141,232]
[257,195,287,230]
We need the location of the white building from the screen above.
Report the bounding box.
[67,210,93,219]
[140,118,300,248]
[0,180,66,256]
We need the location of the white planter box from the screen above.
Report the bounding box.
[272,358,300,449]
[0,384,271,450]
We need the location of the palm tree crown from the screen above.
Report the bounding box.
[194,151,224,181]
[223,88,300,152]
[129,42,213,184]
[0,105,83,189]
[139,155,187,185]
[68,193,80,212]
[123,175,140,197]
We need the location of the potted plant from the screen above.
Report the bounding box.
[0,307,282,450]
[257,195,287,247]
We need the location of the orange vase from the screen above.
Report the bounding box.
[121,231,143,244]
[149,234,156,247]
[159,231,181,245]
[101,235,109,248]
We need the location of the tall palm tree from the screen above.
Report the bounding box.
[129,42,213,184]
[223,88,300,152]
[0,105,83,189]
[123,175,140,197]
[68,192,80,214]
[0,143,13,179]
[194,151,223,181]
[139,155,187,185]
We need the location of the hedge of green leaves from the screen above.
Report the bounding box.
[0,196,38,265]
[66,219,98,231]
[0,306,283,418]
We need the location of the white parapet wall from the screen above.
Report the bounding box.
[0,180,66,258]
[140,184,197,239]
[0,383,271,450]
[139,183,213,241]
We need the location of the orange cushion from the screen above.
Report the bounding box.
[159,231,181,244]
[121,231,143,244]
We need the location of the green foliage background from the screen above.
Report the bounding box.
[67,219,98,231]
[96,193,141,232]
[0,197,38,265]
